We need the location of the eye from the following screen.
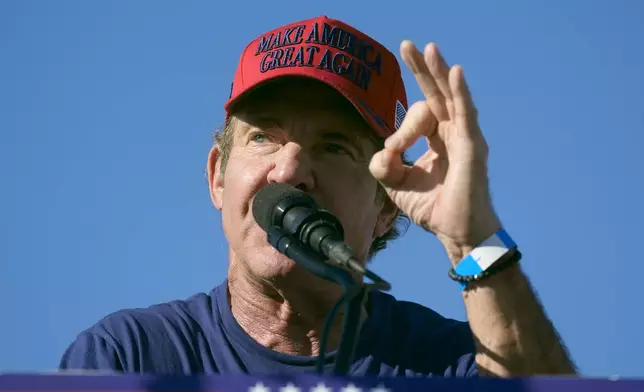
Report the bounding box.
[324,143,351,155]
[250,132,269,144]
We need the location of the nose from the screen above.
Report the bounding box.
[266,142,315,192]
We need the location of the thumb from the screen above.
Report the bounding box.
[369,148,407,188]
[369,101,435,188]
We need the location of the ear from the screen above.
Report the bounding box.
[207,145,224,210]
[373,195,399,239]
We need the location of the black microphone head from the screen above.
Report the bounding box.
[252,183,316,231]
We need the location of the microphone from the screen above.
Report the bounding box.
[252,183,390,375]
[251,183,367,276]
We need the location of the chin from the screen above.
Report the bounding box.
[229,223,343,294]
[248,246,299,277]
[240,243,336,292]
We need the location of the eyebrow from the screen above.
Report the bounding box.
[248,116,282,129]
[319,131,357,144]
[235,116,282,139]
[239,114,372,155]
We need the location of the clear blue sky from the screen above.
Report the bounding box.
[2,0,643,378]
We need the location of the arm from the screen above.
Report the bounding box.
[440,171,577,376]
[443,233,577,376]
[369,40,576,377]
[462,262,576,376]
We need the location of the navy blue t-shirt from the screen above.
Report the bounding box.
[59,281,477,377]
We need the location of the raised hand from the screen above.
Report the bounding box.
[369,41,501,263]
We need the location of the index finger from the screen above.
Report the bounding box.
[400,40,450,121]
[384,101,437,152]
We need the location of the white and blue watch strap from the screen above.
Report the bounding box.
[453,229,517,289]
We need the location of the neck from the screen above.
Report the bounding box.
[227,262,364,357]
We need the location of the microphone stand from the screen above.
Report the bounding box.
[266,226,371,376]
[333,284,366,375]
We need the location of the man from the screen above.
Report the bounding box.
[59,16,576,377]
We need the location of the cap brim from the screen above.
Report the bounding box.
[225,72,393,139]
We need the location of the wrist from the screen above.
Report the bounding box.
[438,218,502,266]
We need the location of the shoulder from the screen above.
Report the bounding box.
[95,291,216,343]
[366,290,477,377]
[59,290,220,373]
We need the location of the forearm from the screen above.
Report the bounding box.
[460,260,577,377]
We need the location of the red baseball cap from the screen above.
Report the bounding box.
[224,15,408,138]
